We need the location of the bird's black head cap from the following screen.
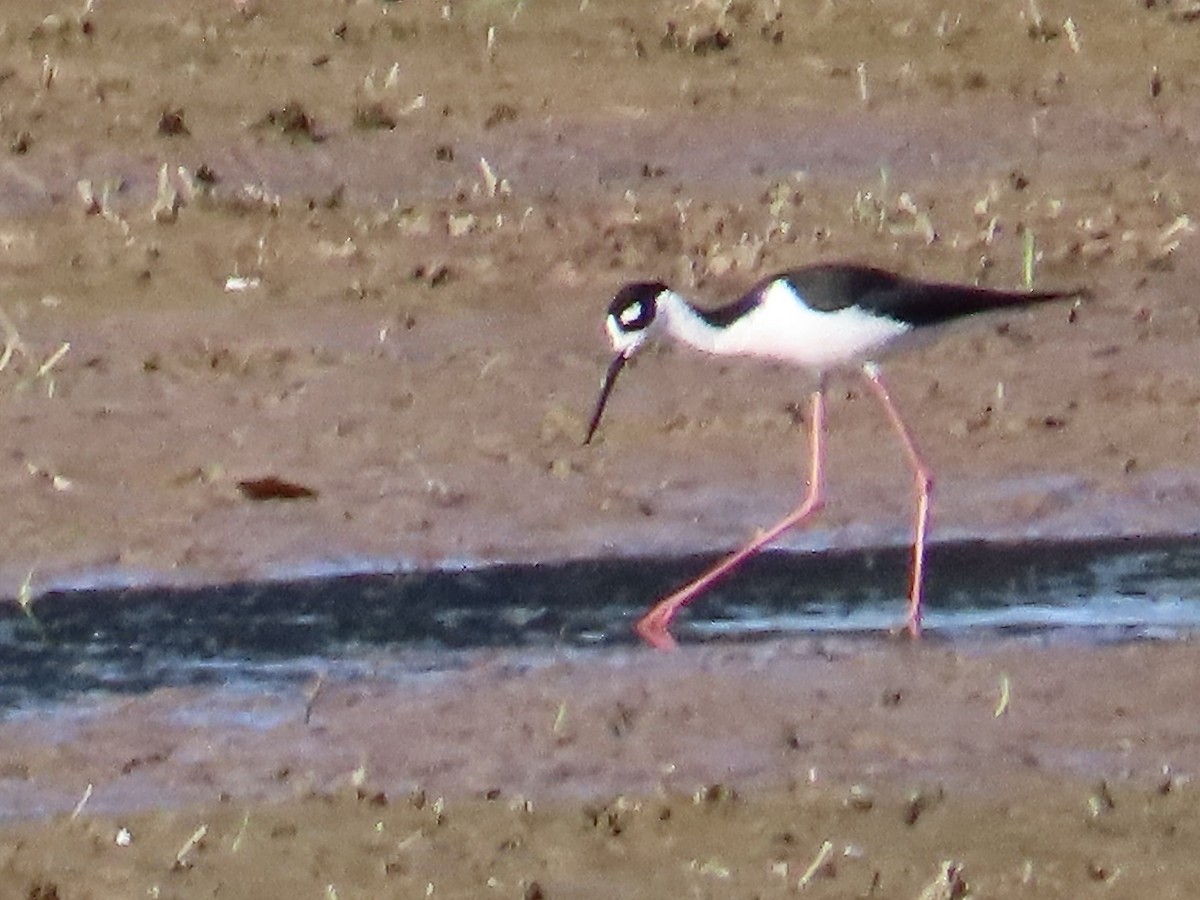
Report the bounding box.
[607,281,667,337]
[584,280,670,445]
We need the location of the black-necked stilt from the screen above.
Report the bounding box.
[584,263,1088,650]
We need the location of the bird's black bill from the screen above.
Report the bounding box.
[583,352,629,445]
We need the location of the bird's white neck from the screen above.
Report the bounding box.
[656,290,725,354]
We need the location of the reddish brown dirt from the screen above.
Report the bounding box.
[3,0,1200,896]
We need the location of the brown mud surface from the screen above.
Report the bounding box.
[6,639,1200,898]
[3,0,1200,896]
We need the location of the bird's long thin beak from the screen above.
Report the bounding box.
[583,352,629,445]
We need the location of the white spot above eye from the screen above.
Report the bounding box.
[619,302,643,326]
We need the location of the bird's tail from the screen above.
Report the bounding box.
[895,281,1090,327]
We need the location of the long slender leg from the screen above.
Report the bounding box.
[860,362,931,638]
[635,381,828,650]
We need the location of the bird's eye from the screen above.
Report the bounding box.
[619,302,644,327]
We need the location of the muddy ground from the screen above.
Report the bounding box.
[3,0,1200,896]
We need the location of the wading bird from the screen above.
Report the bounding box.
[584,263,1086,650]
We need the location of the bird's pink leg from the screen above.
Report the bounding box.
[861,363,931,638]
[635,384,827,650]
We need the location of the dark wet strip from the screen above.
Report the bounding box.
[3,535,1200,714]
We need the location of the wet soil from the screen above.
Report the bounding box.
[3,0,1200,895]
[6,639,1200,898]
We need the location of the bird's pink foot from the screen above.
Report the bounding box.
[635,612,678,651]
[906,600,923,639]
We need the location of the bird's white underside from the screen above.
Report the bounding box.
[659,281,912,373]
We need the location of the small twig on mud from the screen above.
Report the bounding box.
[994,673,1011,717]
[479,157,510,198]
[0,306,23,373]
[173,824,208,870]
[37,341,70,379]
[69,783,94,820]
[151,163,183,223]
[36,341,71,397]
[479,351,508,379]
[230,811,251,852]
[304,672,327,725]
[797,839,834,889]
[1064,17,1080,52]
[1157,214,1195,256]
[1022,228,1036,288]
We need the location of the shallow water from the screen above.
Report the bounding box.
[3,535,1200,715]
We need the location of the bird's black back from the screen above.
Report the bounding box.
[704,263,1086,329]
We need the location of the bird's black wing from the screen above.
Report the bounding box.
[780,264,1086,327]
[858,282,1087,327]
